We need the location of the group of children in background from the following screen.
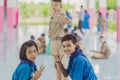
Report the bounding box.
[30,33,46,54]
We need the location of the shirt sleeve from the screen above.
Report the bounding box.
[18,67,31,80]
[72,58,85,80]
[58,12,69,24]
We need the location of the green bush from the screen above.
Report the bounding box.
[108,20,116,31]
[19,21,49,26]
[96,0,117,10]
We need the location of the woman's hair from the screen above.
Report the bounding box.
[52,0,61,2]
[61,34,77,44]
[99,36,104,39]
[19,40,38,60]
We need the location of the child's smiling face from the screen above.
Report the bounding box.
[62,40,76,55]
[52,2,61,12]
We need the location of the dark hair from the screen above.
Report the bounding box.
[106,12,109,15]
[98,12,102,16]
[19,40,38,60]
[81,5,83,8]
[41,33,45,36]
[52,0,61,2]
[64,28,68,32]
[66,10,69,14]
[85,10,87,13]
[99,36,104,39]
[73,26,77,30]
[61,34,77,44]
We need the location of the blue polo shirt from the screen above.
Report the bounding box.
[67,49,97,80]
[12,63,35,80]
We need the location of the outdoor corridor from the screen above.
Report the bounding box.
[0,26,119,80]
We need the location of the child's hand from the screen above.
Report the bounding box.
[54,50,64,63]
[33,66,45,80]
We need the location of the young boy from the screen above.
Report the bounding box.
[54,34,97,80]
[49,0,71,80]
[91,36,111,59]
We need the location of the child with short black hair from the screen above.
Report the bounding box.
[12,40,45,80]
[54,34,97,80]
[64,28,69,35]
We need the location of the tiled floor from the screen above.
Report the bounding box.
[0,26,119,80]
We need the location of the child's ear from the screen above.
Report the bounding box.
[75,42,79,47]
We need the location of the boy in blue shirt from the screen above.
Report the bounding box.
[54,34,97,80]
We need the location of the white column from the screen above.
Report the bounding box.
[88,0,96,50]
[116,43,120,77]
[117,0,120,42]
[0,0,4,6]
[79,0,88,9]
[99,0,107,18]
[82,0,88,9]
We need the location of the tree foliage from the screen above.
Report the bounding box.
[96,0,116,10]
[19,2,74,19]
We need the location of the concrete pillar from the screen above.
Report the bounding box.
[99,0,107,18]
[117,0,120,42]
[88,0,95,29]
[82,0,88,9]
[0,0,4,33]
[88,0,96,51]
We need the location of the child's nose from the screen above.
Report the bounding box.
[33,53,36,56]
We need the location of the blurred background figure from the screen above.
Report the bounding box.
[64,28,69,35]
[35,33,46,54]
[78,5,85,35]
[97,11,106,35]
[66,10,73,31]
[106,12,109,31]
[30,35,35,41]
[82,10,90,34]
[90,36,111,59]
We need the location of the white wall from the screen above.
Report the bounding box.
[0,0,4,6]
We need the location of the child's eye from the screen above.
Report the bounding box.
[34,50,37,53]
[28,52,32,54]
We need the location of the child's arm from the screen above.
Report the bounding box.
[54,54,69,77]
[31,66,45,80]
[59,13,72,24]
[56,61,69,77]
